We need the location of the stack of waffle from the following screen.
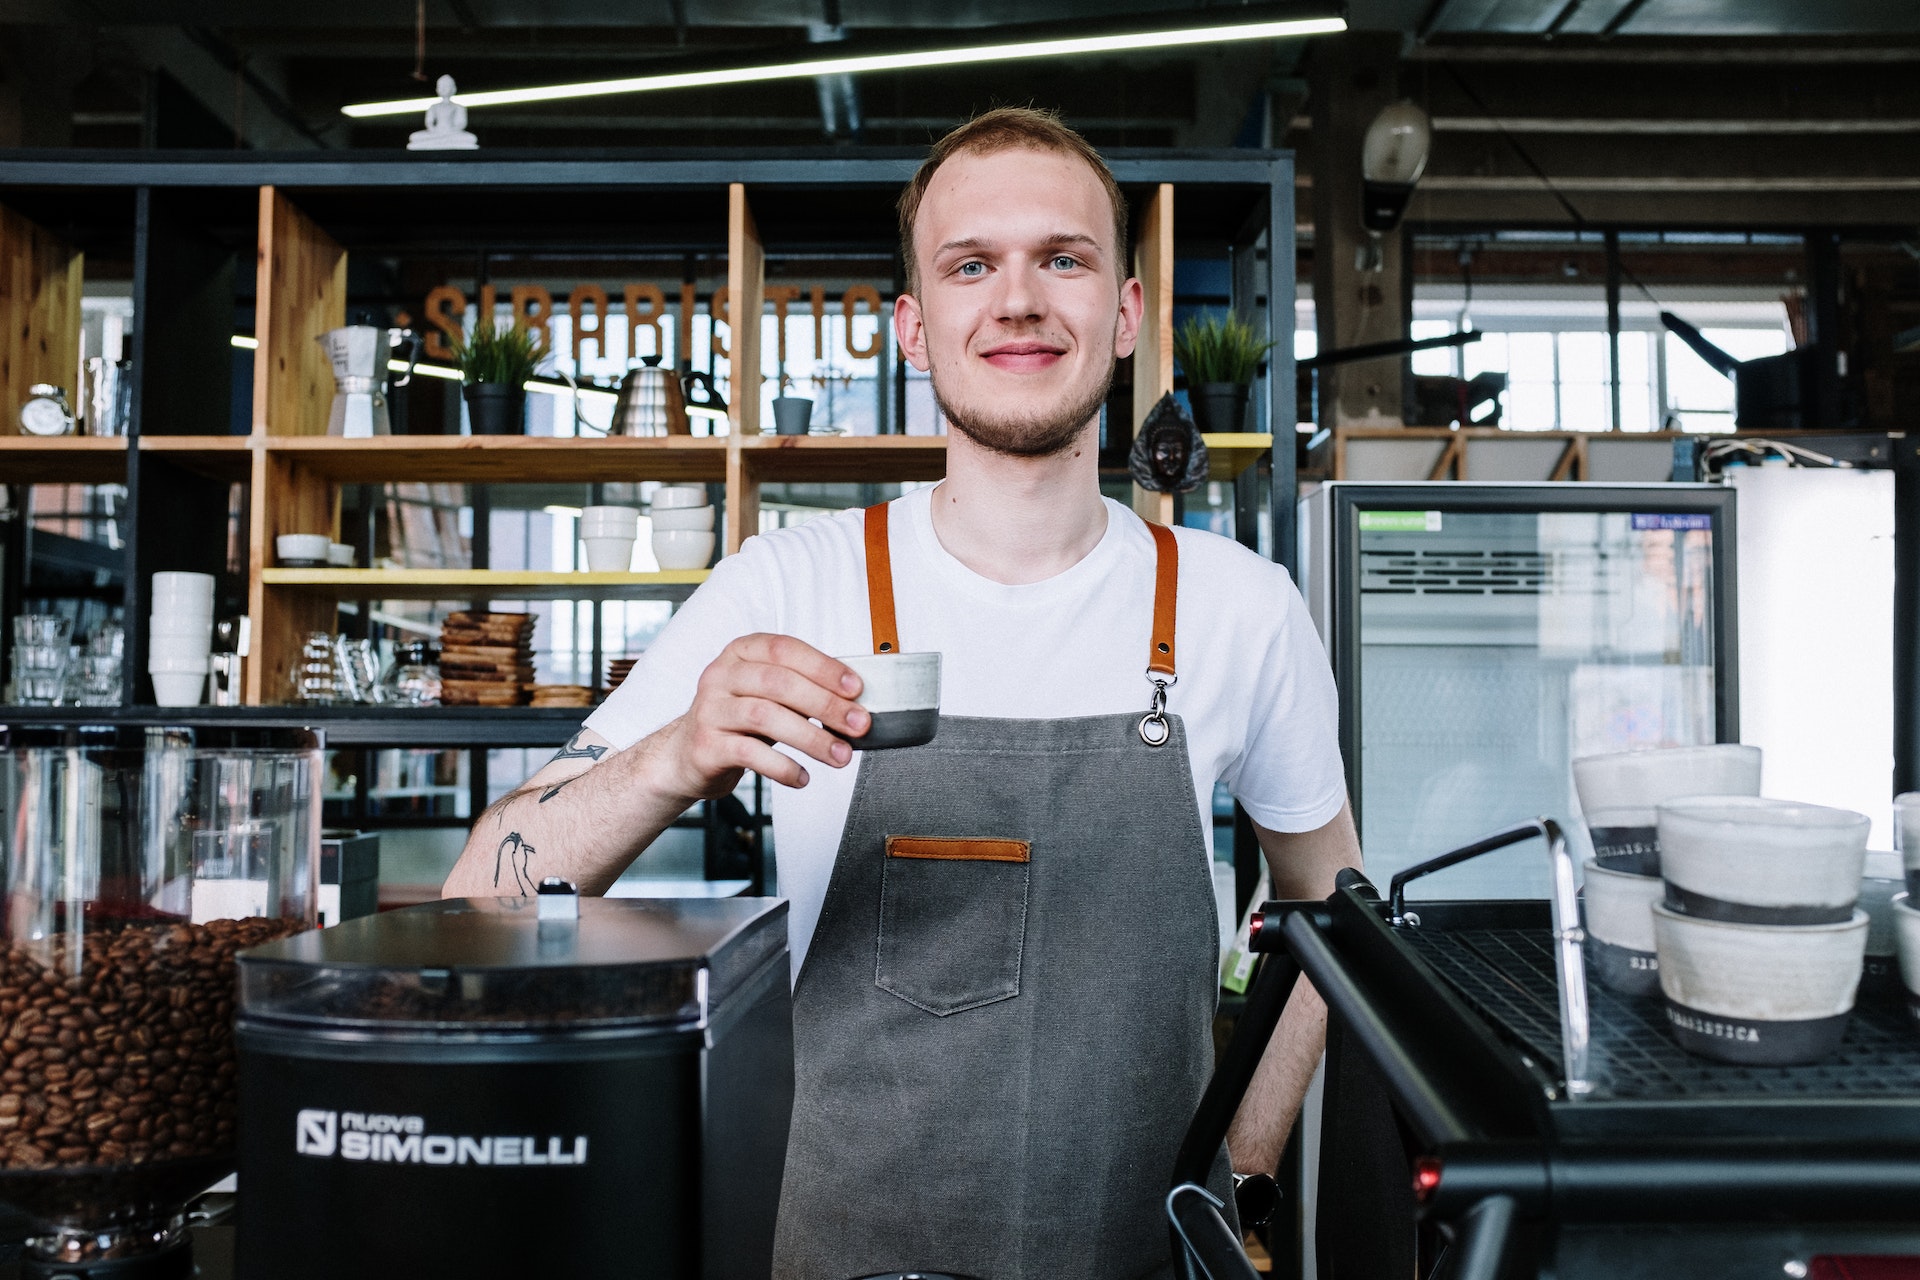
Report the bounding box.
[531,684,594,709]
[439,612,535,706]
[604,656,639,695]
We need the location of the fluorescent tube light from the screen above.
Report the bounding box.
[228,337,614,398]
[341,11,1344,118]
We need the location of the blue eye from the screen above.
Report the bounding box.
[1051,255,1080,271]
[958,261,985,277]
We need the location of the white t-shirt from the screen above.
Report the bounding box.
[584,484,1346,975]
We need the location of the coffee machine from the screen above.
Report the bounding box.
[234,891,794,1279]
[316,326,421,437]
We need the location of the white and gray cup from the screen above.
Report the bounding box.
[1861,849,1904,992]
[1897,792,1920,898]
[1572,744,1762,875]
[1657,796,1870,926]
[834,652,941,750]
[1581,860,1664,997]
[1891,893,1920,1027]
[1653,902,1868,1065]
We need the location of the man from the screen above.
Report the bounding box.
[445,107,1359,1279]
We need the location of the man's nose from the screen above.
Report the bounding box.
[992,260,1045,323]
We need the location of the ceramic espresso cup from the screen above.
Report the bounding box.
[834,651,941,750]
[1657,796,1870,925]
[1571,744,1762,875]
[1653,902,1868,1065]
[1581,860,1664,997]
[1891,893,1920,1027]
[1862,849,1904,992]
[1898,793,1920,898]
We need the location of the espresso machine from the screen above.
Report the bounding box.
[234,890,794,1278]
[316,326,421,437]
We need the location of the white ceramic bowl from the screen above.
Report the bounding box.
[151,571,215,599]
[1653,901,1866,1064]
[149,633,212,660]
[649,505,715,532]
[1572,744,1763,875]
[148,613,213,638]
[150,671,207,707]
[652,529,714,571]
[327,542,355,567]
[276,534,331,564]
[581,536,637,572]
[832,651,942,750]
[147,651,210,674]
[580,505,641,532]
[1658,796,1869,923]
[1581,860,1664,997]
[649,485,709,511]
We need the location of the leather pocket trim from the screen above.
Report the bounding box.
[885,836,1030,864]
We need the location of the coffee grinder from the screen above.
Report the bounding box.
[316,326,421,437]
[234,890,794,1279]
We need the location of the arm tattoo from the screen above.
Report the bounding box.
[538,731,608,803]
[549,731,608,766]
[494,831,538,894]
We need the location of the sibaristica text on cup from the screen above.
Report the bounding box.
[295,1109,588,1166]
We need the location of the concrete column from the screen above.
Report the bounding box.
[1309,32,1411,428]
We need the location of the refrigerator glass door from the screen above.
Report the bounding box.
[1357,506,1717,897]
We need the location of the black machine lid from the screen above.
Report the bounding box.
[237,896,788,1033]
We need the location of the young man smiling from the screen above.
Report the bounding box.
[445,107,1358,1278]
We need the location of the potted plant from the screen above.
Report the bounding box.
[452,316,547,435]
[1173,311,1275,434]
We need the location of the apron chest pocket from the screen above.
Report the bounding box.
[875,837,1030,1016]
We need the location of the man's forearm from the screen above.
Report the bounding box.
[441,728,694,898]
[1225,978,1327,1175]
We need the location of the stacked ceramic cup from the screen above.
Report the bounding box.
[1570,744,1762,997]
[149,571,216,706]
[1653,796,1871,1065]
[579,506,642,571]
[1888,793,1920,1024]
[650,485,715,570]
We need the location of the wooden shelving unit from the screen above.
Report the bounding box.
[0,151,1296,720]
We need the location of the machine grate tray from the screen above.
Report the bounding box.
[1403,926,1920,1101]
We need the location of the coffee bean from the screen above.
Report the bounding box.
[0,918,303,1171]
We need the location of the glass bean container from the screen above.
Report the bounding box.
[0,725,320,1278]
[380,641,442,707]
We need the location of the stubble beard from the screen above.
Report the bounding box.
[930,352,1115,459]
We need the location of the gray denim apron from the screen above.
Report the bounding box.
[772,502,1236,1280]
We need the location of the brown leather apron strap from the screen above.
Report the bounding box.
[864,502,900,654]
[1146,521,1178,679]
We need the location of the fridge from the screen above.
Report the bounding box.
[1300,482,1738,899]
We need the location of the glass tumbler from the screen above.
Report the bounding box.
[290,632,339,706]
[11,616,73,705]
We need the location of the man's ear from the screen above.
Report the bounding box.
[894,292,931,372]
[1113,276,1145,361]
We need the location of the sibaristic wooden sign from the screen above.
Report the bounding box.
[421,283,888,366]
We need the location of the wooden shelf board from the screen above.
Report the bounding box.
[261,568,709,601]
[738,434,948,483]
[137,435,256,480]
[0,436,128,484]
[261,435,729,483]
[736,432,1271,484]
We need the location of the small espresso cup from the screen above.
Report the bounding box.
[834,651,941,750]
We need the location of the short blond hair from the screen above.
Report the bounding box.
[897,106,1128,294]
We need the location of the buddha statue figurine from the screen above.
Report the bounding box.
[408,75,478,151]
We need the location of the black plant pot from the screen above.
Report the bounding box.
[1190,382,1251,434]
[463,383,526,436]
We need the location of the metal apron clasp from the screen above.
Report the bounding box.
[1139,672,1176,747]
